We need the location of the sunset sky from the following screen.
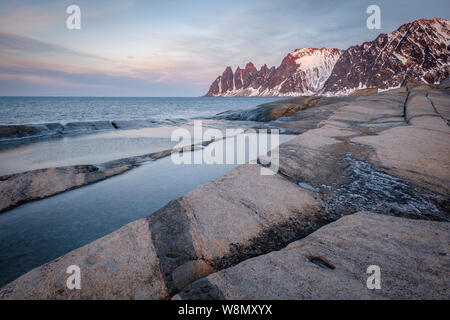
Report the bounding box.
[0,0,448,96]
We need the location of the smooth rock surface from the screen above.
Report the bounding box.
[172,260,215,291]
[175,212,450,300]
[146,164,324,294]
[0,164,131,213]
[0,163,324,299]
[274,85,449,221]
[353,85,450,195]
[0,219,168,300]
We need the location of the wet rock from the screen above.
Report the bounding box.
[352,86,450,195]
[297,182,320,192]
[216,96,320,122]
[111,121,120,129]
[0,125,38,138]
[438,76,450,89]
[330,154,448,221]
[217,96,342,123]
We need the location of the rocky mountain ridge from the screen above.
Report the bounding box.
[206,18,449,96]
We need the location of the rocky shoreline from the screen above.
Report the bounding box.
[0,80,448,299]
[0,119,182,149]
[0,140,210,213]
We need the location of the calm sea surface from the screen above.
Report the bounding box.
[0,96,282,125]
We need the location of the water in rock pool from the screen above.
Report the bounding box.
[0,96,294,287]
[0,135,294,287]
[0,155,237,287]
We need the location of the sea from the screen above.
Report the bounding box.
[0,96,282,125]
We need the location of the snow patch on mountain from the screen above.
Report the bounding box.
[290,48,342,93]
[206,48,343,97]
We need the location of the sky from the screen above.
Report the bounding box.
[0,0,448,96]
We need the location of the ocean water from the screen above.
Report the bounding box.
[0,96,282,125]
[0,96,283,174]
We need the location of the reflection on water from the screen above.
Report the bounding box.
[0,126,187,175]
[0,157,236,287]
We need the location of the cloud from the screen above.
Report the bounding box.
[0,0,137,33]
[0,31,202,96]
[0,0,448,96]
[0,2,62,33]
[0,31,110,61]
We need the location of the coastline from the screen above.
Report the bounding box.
[1,79,448,299]
[0,142,194,214]
[0,126,286,214]
[0,118,182,149]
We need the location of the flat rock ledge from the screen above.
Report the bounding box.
[0,80,449,299]
[174,212,449,300]
[0,165,131,213]
[0,142,204,213]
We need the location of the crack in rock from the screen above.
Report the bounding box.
[322,153,449,221]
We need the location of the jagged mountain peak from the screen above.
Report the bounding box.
[206,47,344,97]
[322,17,449,95]
[206,18,450,97]
[290,47,342,56]
[244,62,256,70]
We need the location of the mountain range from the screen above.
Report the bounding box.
[205,17,449,97]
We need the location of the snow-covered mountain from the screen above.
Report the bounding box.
[322,17,450,95]
[205,18,450,97]
[205,48,342,97]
